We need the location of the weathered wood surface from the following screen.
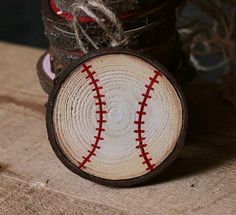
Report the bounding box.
[0,42,235,214]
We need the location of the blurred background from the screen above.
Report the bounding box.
[0,0,48,48]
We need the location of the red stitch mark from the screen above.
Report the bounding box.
[78,64,107,169]
[134,70,162,171]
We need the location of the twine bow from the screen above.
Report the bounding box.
[71,0,129,53]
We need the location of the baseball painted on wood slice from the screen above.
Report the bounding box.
[47,49,187,187]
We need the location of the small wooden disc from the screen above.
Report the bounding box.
[47,49,187,187]
[37,52,54,94]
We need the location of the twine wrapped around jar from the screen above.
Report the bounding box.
[41,0,194,82]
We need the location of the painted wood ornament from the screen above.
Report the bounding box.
[47,49,187,186]
[37,0,193,186]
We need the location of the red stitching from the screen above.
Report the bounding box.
[78,64,107,169]
[134,70,162,171]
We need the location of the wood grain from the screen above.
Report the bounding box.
[47,50,187,186]
[0,42,235,214]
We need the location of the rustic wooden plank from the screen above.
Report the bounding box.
[0,175,125,215]
[0,42,235,214]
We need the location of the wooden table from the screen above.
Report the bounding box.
[0,42,235,214]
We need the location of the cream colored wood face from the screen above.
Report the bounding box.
[53,54,183,180]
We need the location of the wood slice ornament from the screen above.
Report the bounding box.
[47,49,187,187]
